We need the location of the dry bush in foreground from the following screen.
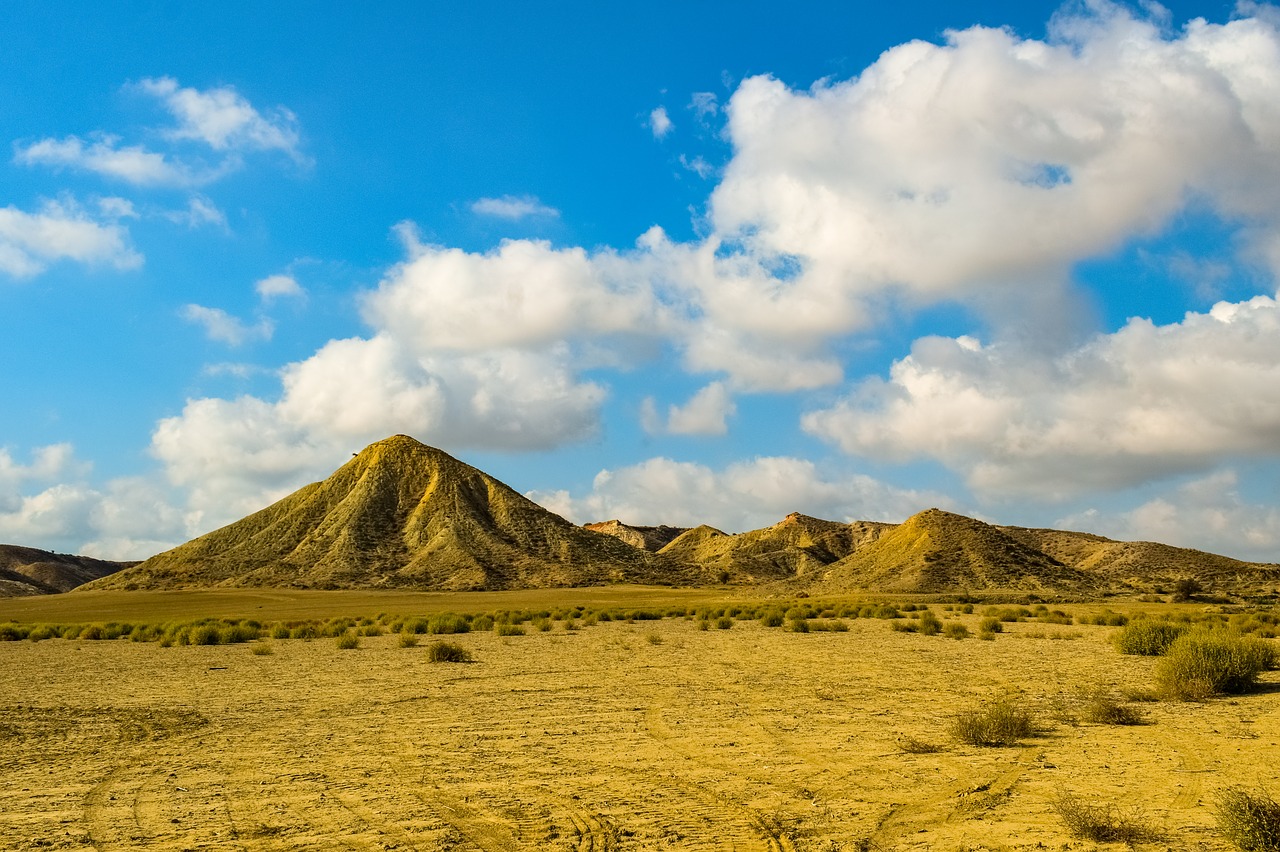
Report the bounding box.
[1053,790,1157,843]
[1083,689,1146,726]
[950,696,1038,747]
[1155,631,1275,700]
[1217,787,1280,851]
[427,641,472,663]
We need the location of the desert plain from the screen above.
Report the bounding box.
[1,590,1276,851]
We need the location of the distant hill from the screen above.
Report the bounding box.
[657,513,891,583]
[84,435,693,591]
[0,545,131,597]
[999,526,1280,595]
[584,520,688,552]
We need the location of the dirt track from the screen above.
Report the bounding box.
[1,614,1276,850]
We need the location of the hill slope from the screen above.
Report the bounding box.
[1000,526,1280,594]
[817,509,1095,594]
[85,436,691,591]
[0,545,130,596]
[583,520,688,552]
[657,513,892,582]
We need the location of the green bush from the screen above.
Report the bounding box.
[190,624,223,645]
[427,641,473,663]
[978,616,1003,634]
[1156,631,1276,700]
[1217,787,1280,851]
[759,609,785,628]
[950,696,1038,747]
[494,623,525,637]
[1114,620,1188,656]
[336,632,359,650]
[943,622,969,640]
[428,613,470,635]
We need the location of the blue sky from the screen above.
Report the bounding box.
[5,0,1280,563]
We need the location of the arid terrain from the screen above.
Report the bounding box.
[2,595,1276,851]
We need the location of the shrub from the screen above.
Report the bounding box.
[27,625,57,642]
[271,625,291,639]
[1083,690,1146,725]
[759,610,785,628]
[495,623,525,637]
[428,614,470,635]
[943,622,969,640]
[1217,787,1280,852]
[250,644,274,656]
[978,616,1003,634]
[471,614,495,632]
[788,617,810,633]
[917,610,942,636]
[290,624,319,640]
[645,632,663,645]
[714,616,734,630]
[897,736,942,754]
[221,624,259,644]
[336,632,359,650]
[950,696,1038,747]
[1053,790,1155,843]
[427,641,472,663]
[1172,577,1203,603]
[398,632,419,647]
[190,624,222,646]
[1115,620,1189,656]
[1156,631,1276,700]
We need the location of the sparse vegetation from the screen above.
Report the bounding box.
[427,641,472,663]
[950,695,1038,747]
[1052,790,1156,843]
[897,736,942,754]
[943,622,969,640]
[336,632,359,650]
[1082,689,1145,725]
[1216,787,1280,851]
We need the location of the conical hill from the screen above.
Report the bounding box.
[86,435,690,591]
[818,508,1095,594]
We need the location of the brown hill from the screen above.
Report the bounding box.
[658,513,892,583]
[1000,526,1280,595]
[816,508,1095,594]
[583,520,688,552]
[0,545,130,596]
[84,436,692,591]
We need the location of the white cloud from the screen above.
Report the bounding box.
[679,154,714,178]
[645,382,736,436]
[700,7,1280,341]
[804,292,1280,497]
[649,106,673,138]
[470,195,559,220]
[0,198,142,278]
[1060,469,1280,563]
[362,234,666,353]
[690,91,719,121]
[529,455,943,532]
[138,77,303,160]
[13,134,223,187]
[166,195,228,229]
[255,273,304,301]
[179,304,274,346]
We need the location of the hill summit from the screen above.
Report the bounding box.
[88,435,689,591]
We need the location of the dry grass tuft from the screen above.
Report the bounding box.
[950,695,1039,747]
[1053,789,1157,843]
[1217,787,1280,851]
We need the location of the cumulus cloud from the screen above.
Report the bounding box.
[643,382,736,436]
[255,273,304,301]
[179,304,274,346]
[701,7,1280,342]
[0,198,142,277]
[470,195,559,220]
[1061,469,1280,563]
[804,292,1280,496]
[528,455,944,532]
[649,106,673,138]
[0,444,184,559]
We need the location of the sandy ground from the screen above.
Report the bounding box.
[1,612,1276,851]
